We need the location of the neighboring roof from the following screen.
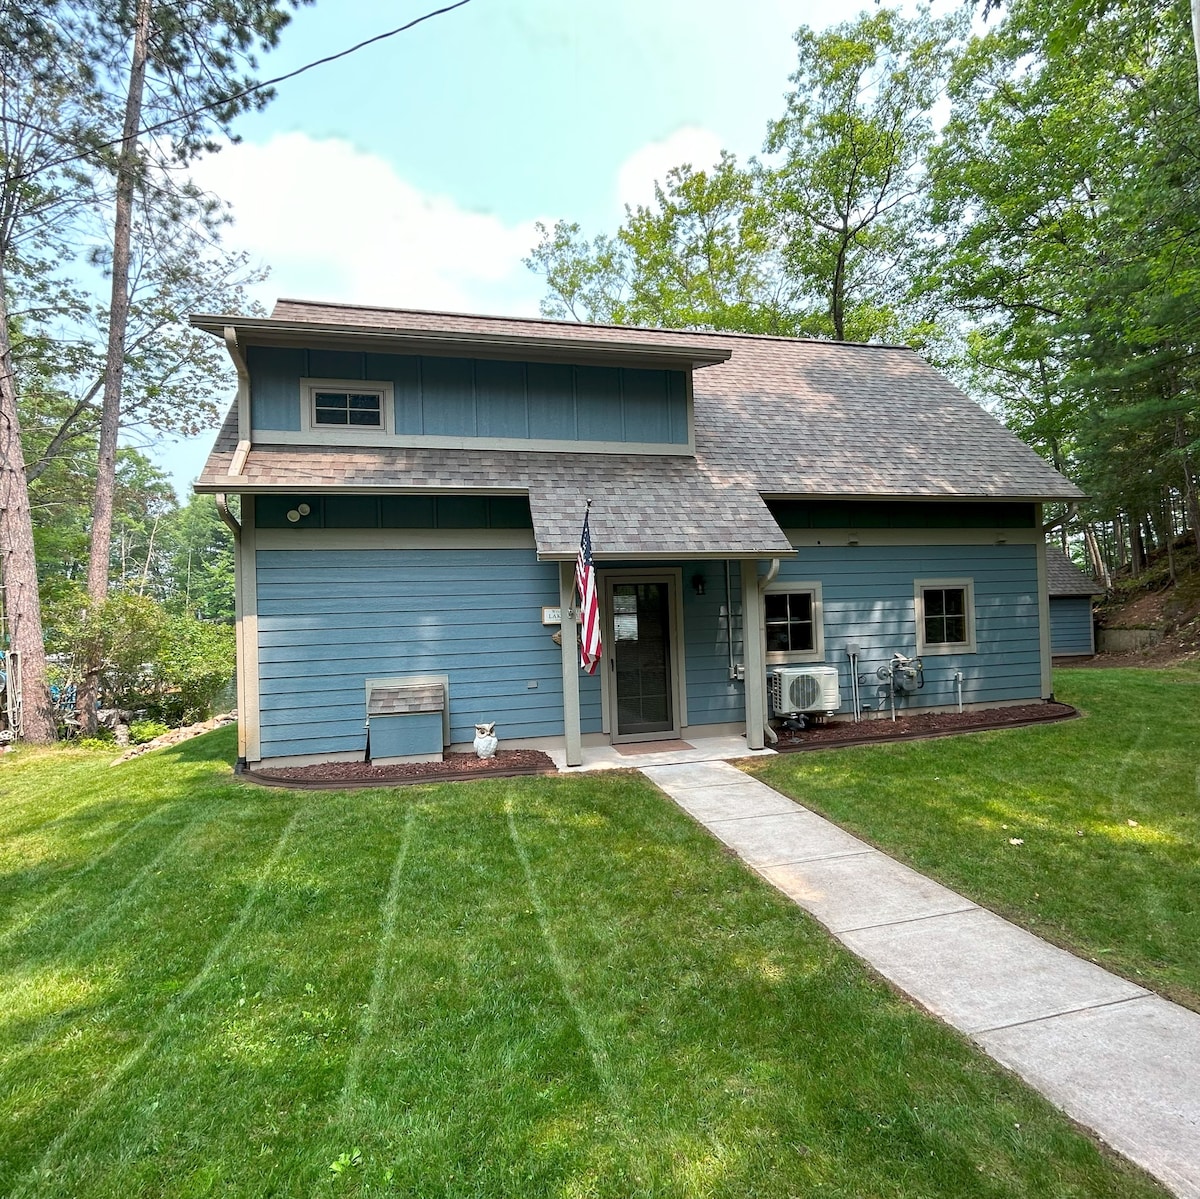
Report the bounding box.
[196,300,1084,558]
[1046,545,1105,596]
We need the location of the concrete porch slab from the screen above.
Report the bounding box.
[550,736,775,774]
[707,809,872,867]
[841,907,1149,1033]
[977,996,1200,1199]
[758,852,977,933]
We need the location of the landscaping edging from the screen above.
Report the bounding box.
[237,753,558,791]
[770,703,1079,753]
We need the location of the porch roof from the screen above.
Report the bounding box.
[198,409,794,559]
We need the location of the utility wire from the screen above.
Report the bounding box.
[1,0,473,188]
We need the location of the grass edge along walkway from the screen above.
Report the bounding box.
[743,664,1200,1013]
[0,725,1173,1197]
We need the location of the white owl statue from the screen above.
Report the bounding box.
[473,722,498,760]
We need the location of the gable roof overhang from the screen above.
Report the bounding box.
[190,313,733,372]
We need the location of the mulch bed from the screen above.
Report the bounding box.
[244,748,557,790]
[239,704,1079,787]
[772,701,1078,752]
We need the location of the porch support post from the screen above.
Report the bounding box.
[559,561,582,766]
[741,559,766,750]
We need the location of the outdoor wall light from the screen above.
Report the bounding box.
[691,573,706,597]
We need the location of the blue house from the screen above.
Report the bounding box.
[194,300,1082,768]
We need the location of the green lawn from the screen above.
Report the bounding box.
[745,665,1200,1010]
[0,727,1170,1197]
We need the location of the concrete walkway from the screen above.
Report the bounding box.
[640,759,1200,1199]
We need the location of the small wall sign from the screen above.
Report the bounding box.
[541,606,563,625]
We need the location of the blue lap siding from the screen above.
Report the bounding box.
[771,543,1043,713]
[252,541,1044,761]
[255,548,603,760]
[1049,595,1095,656]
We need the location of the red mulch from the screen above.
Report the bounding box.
[772,702,1077,752]
[246,748,556,790]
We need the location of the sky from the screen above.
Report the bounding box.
[163,0,838,492]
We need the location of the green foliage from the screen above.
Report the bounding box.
[148,612,235,723]
[129,719,169,744]
[527,8,964,344]
[44,588,233,722]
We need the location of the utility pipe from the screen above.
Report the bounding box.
[954,670,964,714]
[725,560,735,680]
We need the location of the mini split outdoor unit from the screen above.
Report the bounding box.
[771,666,841,717]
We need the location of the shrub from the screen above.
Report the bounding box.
[148,614,235,724]
[129,719,170,744]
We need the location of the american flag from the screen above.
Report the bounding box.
[575,504,602,674]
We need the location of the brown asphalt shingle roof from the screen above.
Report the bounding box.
[197,300,1083,558]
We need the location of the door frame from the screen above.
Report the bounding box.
[599,568,687,743]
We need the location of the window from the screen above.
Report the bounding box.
[299,378,394,438]
[313,389,381,427]
[915,578,976,654]
[764,582,824,663]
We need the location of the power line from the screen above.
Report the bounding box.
[1,0,474,188]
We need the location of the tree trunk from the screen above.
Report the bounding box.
[1083,522,1110,590]
[1129,516,1144,578]
[1164,491,1177,587]
[1175,415,1200,557]
[79,0,152,735]
[0,278,55,742]
[1192,0,1200,110]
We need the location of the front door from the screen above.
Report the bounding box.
[605,576,679,742]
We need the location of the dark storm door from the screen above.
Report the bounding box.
[606,577,678,742]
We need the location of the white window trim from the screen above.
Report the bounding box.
[763,580,825,665]
[914,577,977,655]
[299,378,395,441]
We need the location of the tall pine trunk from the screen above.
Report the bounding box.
[0,279,54,742]
[78,0,152,734]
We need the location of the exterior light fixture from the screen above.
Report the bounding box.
[691,573,706,596]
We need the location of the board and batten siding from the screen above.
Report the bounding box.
[254,547,603,760]
[682,565,746,726]
[771,543,1043,712]
[1049,595,1095,656]
[245,345,689,447]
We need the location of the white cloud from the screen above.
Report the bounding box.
[189,133,547,315]
[614,125,726,213]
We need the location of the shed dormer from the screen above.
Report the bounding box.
[191,300,732,458]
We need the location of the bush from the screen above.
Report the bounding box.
[129,719,170,744]
[45,589,234,726]
[148,614,235,724]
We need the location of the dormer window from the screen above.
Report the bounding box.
[314,389,382,427]
[299,378,395,439]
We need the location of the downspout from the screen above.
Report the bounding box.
[760,558,780,745]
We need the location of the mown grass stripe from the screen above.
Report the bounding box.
[1,809,220,1067]
[338,802,416,1113]
[11,803,306,1196]
[504,796,626,1115]
[0,800,194,952]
